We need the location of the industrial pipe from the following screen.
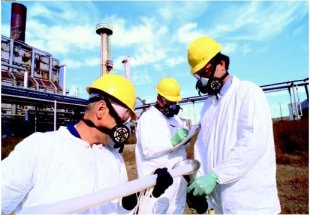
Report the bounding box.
[20,159,200,214]
[10,3,27,42]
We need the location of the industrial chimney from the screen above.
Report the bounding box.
[10,3,27,42]
[96,23,113,76]
[122,56,131,80]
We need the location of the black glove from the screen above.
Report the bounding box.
[186,189,208,214]
[152,168,173,198]
[122,192,139,210]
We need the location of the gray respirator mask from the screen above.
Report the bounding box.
[195,72,228,97]
[195,54,229,98]
[156,103,181,118]
[82,94,130,153]
[162,104,181,118]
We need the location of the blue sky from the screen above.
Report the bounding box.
[1,1,309,122]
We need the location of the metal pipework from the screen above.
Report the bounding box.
[96,23,113,76]
[122,56,131,80]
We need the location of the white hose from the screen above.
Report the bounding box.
[20,161,196,214]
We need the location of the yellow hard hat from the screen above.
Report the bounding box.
[188,36,222,74]
[86,73,137,119]
[156,77,181,102]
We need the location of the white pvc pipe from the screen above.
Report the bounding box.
[20,162,195,214]
[61,65,67,96]
[53,100,57,131]
[23,71,28,88]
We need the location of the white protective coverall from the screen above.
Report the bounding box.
[194,76,281,214]
[2,126,131,214]
[135,106,187,214]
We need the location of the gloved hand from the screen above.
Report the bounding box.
[187,171,218,197]
[186,189,208,214]
[152,168,173,198]
[171,128,189,146]
[122,192,139,210]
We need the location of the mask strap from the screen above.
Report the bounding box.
[220,71,229,81]
[84,95,130,152]
[80,118,111,134]
[88,95,123,125]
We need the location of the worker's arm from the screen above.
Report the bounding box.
[2,134,42,214]
[137,113,173,159]
[214,83,271,184]
[121,168,173,210]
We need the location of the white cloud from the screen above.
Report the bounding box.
[7,2,100,58]
[131,68,152,86]
[129,42,167,68]
[62,58,83,69]
[241,44,252,54]
[153,63,163,72]
[62,56,99,70]
[85,57,100,67]
[176,23,204,44]
[29,2,98,24]
[174,2,307,58]
[112,17,156,47]
[158,2,208,24]
[158,8,172,21]
[139,95,156,104]
[257,46,270,54]
[25,17,98,56]
[107,16,172,69]
[222,43,237,54]
[211,2,307,41]
[1,24,10,37]
[166,56,186,67]
[28,3,54,20]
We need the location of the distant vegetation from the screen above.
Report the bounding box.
[273,118,308,167]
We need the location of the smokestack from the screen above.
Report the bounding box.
[96,23,113,76]
[10,3,27,42]
[122,56,131,80]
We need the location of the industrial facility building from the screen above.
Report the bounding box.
[1,3,87,138]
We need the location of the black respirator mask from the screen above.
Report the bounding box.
[156,103,181,118]
[195,67,229,98]
[81,95,130,153]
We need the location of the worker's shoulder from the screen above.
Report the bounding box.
[32,130,60,139]
[12,131,58,154]
[139,106,158,119]
[238,80,263,94]
[20,130,60,147]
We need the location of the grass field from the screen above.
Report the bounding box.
[2,118,308,213]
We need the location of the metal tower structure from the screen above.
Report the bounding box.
[96,23,113,76]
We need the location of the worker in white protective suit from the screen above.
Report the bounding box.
[2,73,173,214]
[186,36,281,214]
[135,77,189,214]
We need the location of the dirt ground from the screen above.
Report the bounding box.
[122,144,309,214]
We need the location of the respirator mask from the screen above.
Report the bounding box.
[195,64,229,98]
[161,103,181,118]
[156,95,181,118]
[82,95,131,153]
